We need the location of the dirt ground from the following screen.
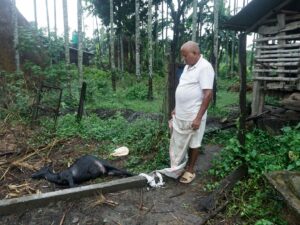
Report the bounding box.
[0,144,222,225]
[0,116,229,225]
[2,106,297,225]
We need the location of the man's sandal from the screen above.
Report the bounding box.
[179,171,196,184]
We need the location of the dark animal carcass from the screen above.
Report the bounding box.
[32,155,132,187]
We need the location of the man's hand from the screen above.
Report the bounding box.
[171,109,175,117]
[191,118,201,130]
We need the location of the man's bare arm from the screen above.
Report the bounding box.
[191,89,213,130]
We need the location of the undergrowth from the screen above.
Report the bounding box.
[209,124,300,224]
[39,114,169,173]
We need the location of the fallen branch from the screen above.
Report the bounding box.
[197,164,248,212]
[0,138,64,167]
[199,201,229,225]
[207,110,270,135]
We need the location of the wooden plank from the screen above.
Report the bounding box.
[253,69,299,74]
[257,25,279,35]
[281,21,300,32]
[265,171,300,219]
[255,53,300,58]
[263,14,300,25]
[260,49,300,54]
[255,58,300,62]
[0,176,148,216]
[254,34,300,42]
[256,62,299,67]
[256,43,300,49]
[253,77,299,81]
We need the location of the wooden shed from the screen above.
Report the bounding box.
[223,0,300,115]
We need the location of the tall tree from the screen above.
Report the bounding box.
[45,0,52,65]
[147,0,153,100]
[110,0,116,91]
[165,3,168,40]
[45,0,50,39]
[12,0,20,73]
[77,0,83,87]
[95,17,102,68]
[33,0,38,29]
[212,0,219,106]
[54,0,57,39]
[135,0,141,81]
[63,0,71,96]
[120,34,124,73]
[166,0,191,63]
[63,0,70,65]
[192,0,197,41]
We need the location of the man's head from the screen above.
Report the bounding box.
[180,41,200,66]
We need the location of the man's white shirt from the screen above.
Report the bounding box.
[175,56,215,121]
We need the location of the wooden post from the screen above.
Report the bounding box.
[251,33,264,115]
[77,81,86,122]
[277,13,286,88]
[167,63,184,119]
[238,33,247,149]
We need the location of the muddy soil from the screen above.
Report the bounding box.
[0,114,228,225]
[0,144,222,225]
[1,106,296,225]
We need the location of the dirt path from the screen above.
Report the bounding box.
[0,145,221,225]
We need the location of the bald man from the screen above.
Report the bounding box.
[172,41,214,183]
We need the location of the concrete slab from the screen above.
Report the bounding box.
[265,171,300,219]
[0,175,147,216]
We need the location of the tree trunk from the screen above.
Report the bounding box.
[192,0,197,41]
[110,0,116,91]
[198,2,205,50]
[95,17,102,68]
[117,35,121,71]
[161,0,164,41]
[54,0,57,39]
[33,0,38,29]
[135,0,141,81]
[63,0,70,64]
[154,2,159,69]
[148,0,153,100]
[166,5,168,40]
[120,33,124,74]
[212,0,219,106]
[63,0,71,96]
[77,0,83,87]
[161,0,165,55]
[46,0,52,65]
[12,0,20,73]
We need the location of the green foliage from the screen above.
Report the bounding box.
[82,69,165,113]
[84,67,111,101]
[0,71,34,117]
[227,178,287,225]
[209,124,300,224]
[211,125,300,178]
[41,114,169,173]
[125,83,148,100]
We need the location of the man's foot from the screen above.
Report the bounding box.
[179,171,196,184]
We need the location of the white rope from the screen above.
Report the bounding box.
[139,172,165,188]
